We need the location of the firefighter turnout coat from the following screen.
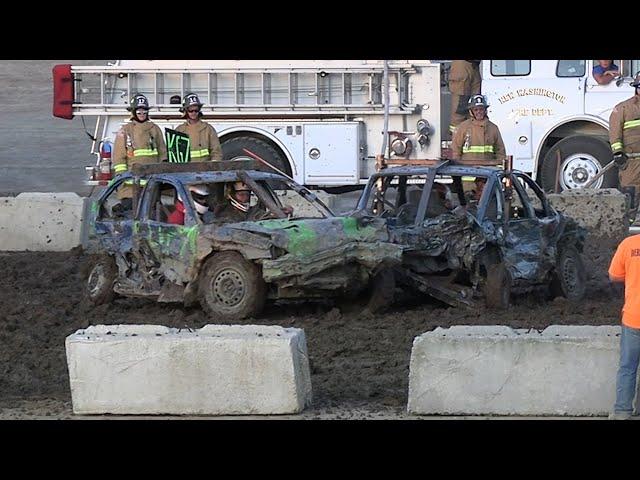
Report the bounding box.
[175,119,223,162]
[451,117,506,165]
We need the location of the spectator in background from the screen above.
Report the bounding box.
[593,60,619,85]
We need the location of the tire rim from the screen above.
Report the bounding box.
[87,264,106,298]
[561,256,579,294]
[212,268,245,306]
[559,153,604,190]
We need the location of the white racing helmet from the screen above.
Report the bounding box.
[189,185,210,214]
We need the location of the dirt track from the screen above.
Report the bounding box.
[0,236,624,419]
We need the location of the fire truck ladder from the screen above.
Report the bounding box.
[67,64,421,118]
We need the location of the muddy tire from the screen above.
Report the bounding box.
[484,263,511,309]
[339,268,395,314]
[198,251,266,322]
[85,255,117,305]
[549,246,586,302]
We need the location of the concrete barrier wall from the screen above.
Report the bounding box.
[66,324,312,415]
[546,188,629,241]
[0,193,85,251]
[408,325,621,416]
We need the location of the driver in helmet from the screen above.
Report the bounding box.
[451,94,506,167]
[213,181,257,223]
[214,181,293,223]
[166,184,212,225]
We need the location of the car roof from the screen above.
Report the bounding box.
[119,169,285,185]
[374,164,509,178]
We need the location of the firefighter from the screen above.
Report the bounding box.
[451,94,506,166]
[448,60,481,138]
[609,72,640,206]
[175,93,223,162]
[112,94,168,204]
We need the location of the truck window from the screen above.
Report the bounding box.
[490,60,531,77]
[557,60,585,78]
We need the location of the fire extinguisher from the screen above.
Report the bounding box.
[98,140,112,181]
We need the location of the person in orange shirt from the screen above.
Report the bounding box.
[608,234,640,419]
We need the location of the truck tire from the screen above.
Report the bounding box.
[222,136,291,177]
[549,246,586,302]
[85,255,117,305]
[198,251,267,322]
[484,263,511,309]
[539,135,616,192]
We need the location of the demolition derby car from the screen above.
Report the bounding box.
[352,162,587,308]
[85,161,403,320]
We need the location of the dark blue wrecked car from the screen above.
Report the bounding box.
[351,163,587,308]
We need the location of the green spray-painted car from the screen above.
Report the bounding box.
[86,161,402,321]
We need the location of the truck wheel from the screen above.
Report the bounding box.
[222,136,291,177]
[539,135,616,192]
[86,255,117,305]
[484,263,511,309]
[198,251,267,322]
[549,246,586,302]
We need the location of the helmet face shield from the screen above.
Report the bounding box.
[188,185,210,214]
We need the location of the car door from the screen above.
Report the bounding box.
[135,179,199,284]
[92,177,136,254]
[500,172,545,281]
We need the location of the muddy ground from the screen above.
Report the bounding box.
[0,236,624,419]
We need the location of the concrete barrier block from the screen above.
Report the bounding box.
[546,188,629,240]
[408,325,621,416]
[66,324,312,415]
[0,192,84,251]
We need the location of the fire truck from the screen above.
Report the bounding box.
[52,60,441,191]
[53,59,640,193]
[480,59,640,192]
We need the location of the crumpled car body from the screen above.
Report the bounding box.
[351,164,587,307]
[86,162,402,319]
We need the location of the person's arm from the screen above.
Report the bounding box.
[450,124,464,160]
[208,125,223,161]
[112,126,129,175]
[609,240,627,283]
[593,71,615,85]
[154,124,168,162]
[609,105,625,154]
[494,125,507,162]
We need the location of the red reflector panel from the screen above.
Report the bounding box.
[52,64,74,119]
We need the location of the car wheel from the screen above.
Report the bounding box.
[338,268,395,314]
[86,255,117,305]
[198,251,267,322]
[549,246,586,302]
[539,135,616,192]
[484,263,511,309]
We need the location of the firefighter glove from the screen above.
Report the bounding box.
[614,152,628,168]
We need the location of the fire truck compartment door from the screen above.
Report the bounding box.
[303,123,360,185]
